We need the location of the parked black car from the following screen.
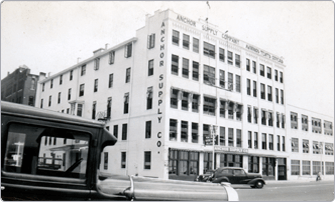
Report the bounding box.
[195,167,266,188]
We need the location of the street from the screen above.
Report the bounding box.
[233,180,334,201]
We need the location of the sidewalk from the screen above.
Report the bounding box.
[265,178,334,184]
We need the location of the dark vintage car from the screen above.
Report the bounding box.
[195,167,266,188]
[1,101,239,201]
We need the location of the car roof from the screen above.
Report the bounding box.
[1,101,105,128]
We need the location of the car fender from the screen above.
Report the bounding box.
[212,177,230,183]
[247,178,266,185]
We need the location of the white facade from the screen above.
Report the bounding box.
[35,9,333,181]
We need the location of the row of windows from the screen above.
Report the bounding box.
[291,138,333,155]
[246,79,284,104]
[247,106,286,128]
[42,70,73,92]
[103,151,151,170]
[247,131,286,151]
[170,88,243,120]
[291,160,334,175]
[246,59,284,83]
[290,112,333,135]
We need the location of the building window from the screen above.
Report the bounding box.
[192,123,198,143]
[94,79,98,92]
[76,103,82,117]
[220,100,227,118]
[253,81,257,97]
[280,89,284,104]
[66,108,69,114]
[236,129,242,147]
[254,107,258,124]
[324,120,333,136]
[260,83,265,99]
[326,162,334,175]
[122,123,127,140]
[48,96,52,107]
[236,104,243,121]
[246,59,250,71]
[81,65,86,76]
[40,99,43,108]
[262,133,267,150]
[181,121,188,142]
[103,152,108,170]
[193,37,199,53]
[67,88,71,100]
[124,43,132,58]
[203,42,215,59]
[248,131,252,148]
[144,151,151,169]
[277,135,280,151]
[92,101,96,119]
[247,79,251,95]
[303,139,309,153]
[313,161,321,175]
[252,61,256,73]
[59,75,63,85]
[192,94,199,112]
[275,70,278,81]
[261,110,267,125]
[121,152,126,168]
[275,88,279,103]
[247,106,252,123]
[172,30,179,45]
[201,124,209,146]
[227,51,233,65]
[79,84,85,97]
[312,118,322,133]
[267,67,272,79]
[58,92,61,104]
[145,121,152,139]
[94,58,100,70]
[248,156,259,173]
[148,59,154,76]
[276,113,280,128]
[170,89,178,109]
[181,92,189,111]
[302,115,308,131]
[183,34,190,49]
[146,87,153,110]
[267,86,272,101]
[203,65,215,85]
[147,33,155,49]
[228,102,234,119]
[280,72,283,83]
[113,125,118,139]
[282,136,285,151]
[107,97,112,118]
[313,141,322,154]
[236,75,241,93]
[220,127,225,146]
[125,68,131,83]
[291,160,300,175]
[124,93,129,114]
[291,138,299,152]
[228,73,233,91]
[108,73,113,88]
[192,61,199,81]
[302,161,310,175]
[171,55,179,75]
[291,112,298,129]
[219,48,225,62]
[260,64,265,76]
[28,96,34,106]
[325,143,334,155]
[109,51,115,64]
[50,79,53,89]
[170,119,177,141]
[42,83,45,92]
[268,111,273,126]
[182,58,189,78]
[254,132,258,149]
[228,128,234,146]
[269,134,273,150]
[282,114,286,128]
[235,54,240,67]
[219,70,225,88]
[70,70,73,80]
[203,96,216,116]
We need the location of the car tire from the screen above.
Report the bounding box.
[255,181,264,188]
[250,185,255,188]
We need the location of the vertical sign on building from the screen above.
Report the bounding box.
[157,21,165,146]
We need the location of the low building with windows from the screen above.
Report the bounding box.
[35,9,333,181]
[1,65,43,106]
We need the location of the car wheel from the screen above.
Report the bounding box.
[255,181,264,188]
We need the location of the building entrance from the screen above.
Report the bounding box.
[277,158,287,180]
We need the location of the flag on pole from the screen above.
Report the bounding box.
[207,1,211,9]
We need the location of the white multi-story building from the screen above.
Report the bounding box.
[35,9,333,181]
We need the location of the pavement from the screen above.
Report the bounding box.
[265,178,334,184]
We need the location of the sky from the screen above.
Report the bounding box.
[1,1,334,117]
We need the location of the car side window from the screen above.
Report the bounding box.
[227,169,233,175]
[234,169,245,175]
[3,123,90,179]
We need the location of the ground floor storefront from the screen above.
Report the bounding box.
[168,148,288,181]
